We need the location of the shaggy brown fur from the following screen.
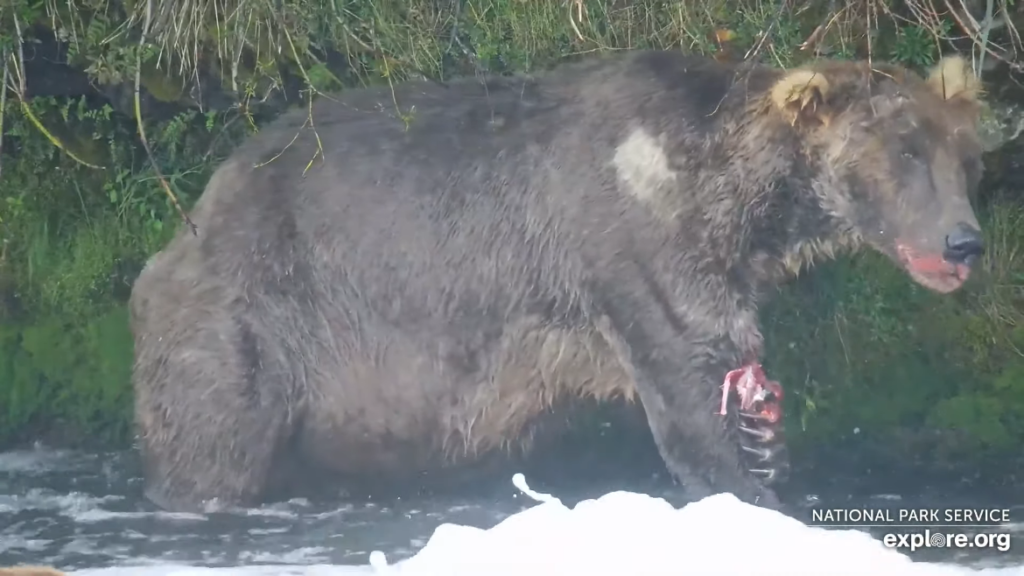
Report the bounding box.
[129,50,985,512]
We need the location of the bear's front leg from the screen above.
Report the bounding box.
[595,311,784,508]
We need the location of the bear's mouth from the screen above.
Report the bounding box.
[897,243,971,294]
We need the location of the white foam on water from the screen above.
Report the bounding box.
[53,473,1024,576]
[73,508,209,523]
[0,535,51,555]
[1,446,519,568]
[237,548,335,564]
[0,489,124,516]
[0,445,89,474]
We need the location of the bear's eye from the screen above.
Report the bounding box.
[898,138,928,162]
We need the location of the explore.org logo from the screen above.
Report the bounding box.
[882,530,1011,553]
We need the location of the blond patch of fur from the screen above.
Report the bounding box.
[926,55,982,102]
[780,232,863,276]
[441,319,636,459]
[769,70,831,126]
[612,128,677,204]
[0,567,66,576]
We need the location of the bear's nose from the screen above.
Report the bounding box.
[943,222,985,265]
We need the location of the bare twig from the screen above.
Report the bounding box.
[743,0,794,62]
[942,0,1023,71]
[9,16,103,170]
[979,0,994,73]
[0,52,8,181]
[136,0,198,235]
[277,2,327,172]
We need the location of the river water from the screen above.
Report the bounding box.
[1,444,1023,572]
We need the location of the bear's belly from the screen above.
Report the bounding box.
[294,318,637,479]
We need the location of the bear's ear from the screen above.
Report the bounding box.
[769,69,831,128]
[926,55,981,103]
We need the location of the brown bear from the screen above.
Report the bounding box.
[129,50,986,512]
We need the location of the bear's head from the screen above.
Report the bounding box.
[770,55,985,293]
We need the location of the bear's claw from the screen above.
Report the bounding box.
[740,442,784,462]
[738,422,775,441]
[718,362,788,485]
[749,467,780,482]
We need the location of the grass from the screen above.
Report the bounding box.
[0,0,1021,478]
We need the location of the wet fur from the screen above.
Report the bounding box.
[130,51,984,511]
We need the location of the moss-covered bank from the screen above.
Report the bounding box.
[0,94,235,446]
[1,0,1023,477]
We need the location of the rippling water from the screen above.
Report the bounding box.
[1,444,1022,572]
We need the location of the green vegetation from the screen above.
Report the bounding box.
[0,0,1022,476]
[763,190,1024,472]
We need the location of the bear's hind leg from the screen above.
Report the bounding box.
[134,315,297,512]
